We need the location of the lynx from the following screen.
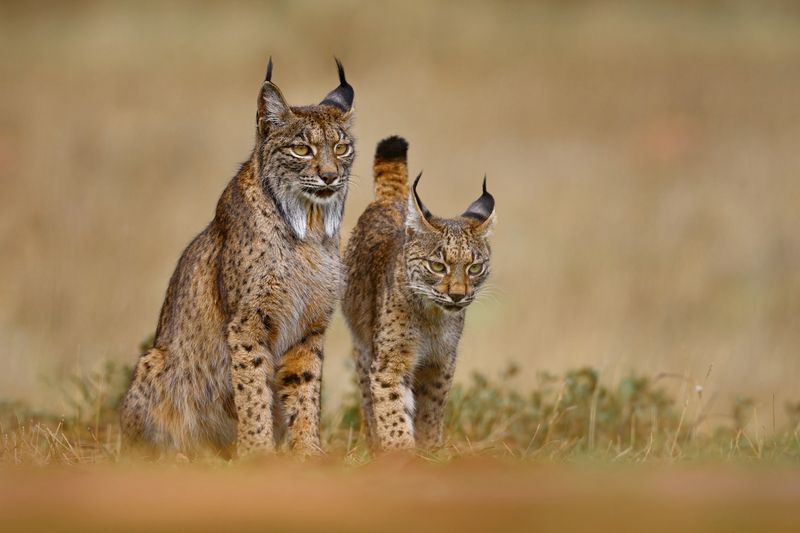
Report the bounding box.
[121,59,355,458]
[342,136,495,451]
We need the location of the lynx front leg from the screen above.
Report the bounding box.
[277,330,324,455]
[413,359,456,450]
[369,336,416,451]
[228,312,275,457]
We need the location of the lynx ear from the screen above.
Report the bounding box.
[257,58,294,135]
[463,176,496,236]
[320,58,354,114]
[406,173,438,234]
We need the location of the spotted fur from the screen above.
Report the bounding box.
[342,136,495,451]
[120,59,356,458]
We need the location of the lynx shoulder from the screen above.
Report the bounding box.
[342,136,495,451]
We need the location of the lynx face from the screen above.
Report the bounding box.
[256,60,355,239]
[260,108,355,206]
[405,176,495,312]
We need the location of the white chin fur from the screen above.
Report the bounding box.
[301,190,341,205]
[281,188,345,240]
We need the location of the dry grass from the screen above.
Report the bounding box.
[2,359,799,466]
[1,1,798,415]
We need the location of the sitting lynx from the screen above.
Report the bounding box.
[342,136,495,451]
[121,59,355,458]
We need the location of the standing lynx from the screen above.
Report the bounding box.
[342,136,495,451]
[121,59,355,458]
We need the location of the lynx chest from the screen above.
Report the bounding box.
[415,310,465,367]
[267,237,342,356]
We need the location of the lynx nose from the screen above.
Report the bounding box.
[319,171,338,185]
[449,292,466,303]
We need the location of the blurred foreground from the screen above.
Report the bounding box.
[2,461,800,533]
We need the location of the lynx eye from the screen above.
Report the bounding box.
[468,263,484,276]
[428,261,446,274]
[291,144,311,157]
[334,143,350,156]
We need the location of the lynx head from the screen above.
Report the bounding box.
[404,175,495,312]
[255,58,355,239]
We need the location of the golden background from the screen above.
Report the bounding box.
[1,1,798,421]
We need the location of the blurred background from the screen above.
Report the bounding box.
[1,0,798,422]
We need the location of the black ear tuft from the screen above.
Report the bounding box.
[412,172,433,221]
[462,176,495,222]
[264,56,273,82]
[375,135,408,162]
[336,57,346,83]
[320,57,354,112]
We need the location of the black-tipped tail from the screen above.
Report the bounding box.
[373,135,409,202]
[375,135,408,162]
